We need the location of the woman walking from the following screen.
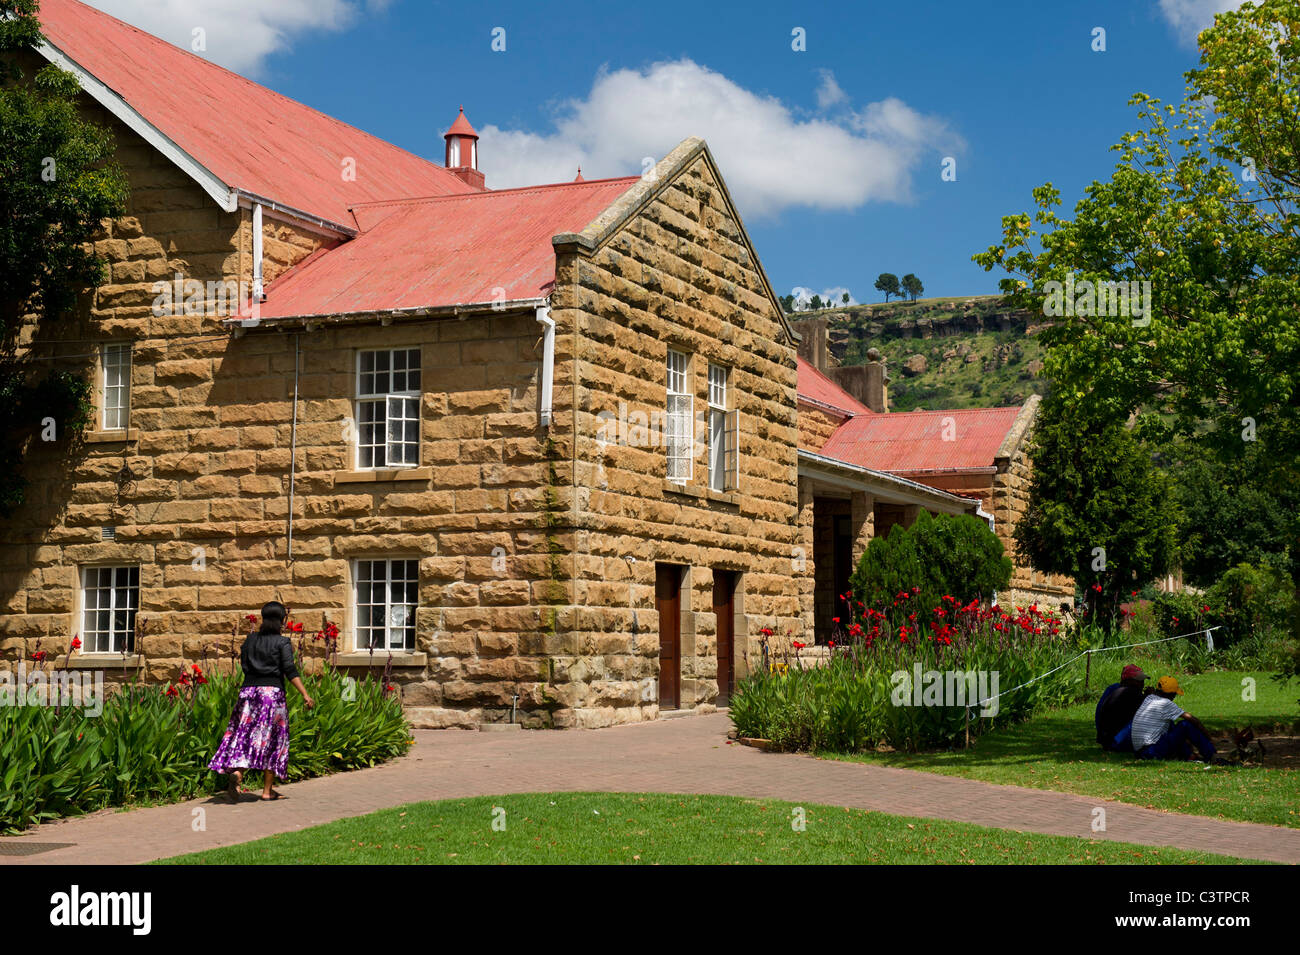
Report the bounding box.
[209,601,314,801]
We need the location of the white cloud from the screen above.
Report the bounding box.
[790,286,855,309]
[1156,0,1245,44]
[815,69,847,110]
[479,59,962,218]
[83,0,389,74]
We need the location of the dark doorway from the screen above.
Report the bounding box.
[656,563,682,709]
[831,515,853,643]
[713,570,736,706]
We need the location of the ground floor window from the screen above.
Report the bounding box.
[80,566,139,653]
[354,558,418,651]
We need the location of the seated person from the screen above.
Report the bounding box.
[1094,664,1149,751]
[1130,677,1218,762]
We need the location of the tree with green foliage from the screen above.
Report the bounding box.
[850,509,1012,615]
[779,293,796,314]
[1170,447,1297,587]
[809,294,823,311]
[874,273,900,302]
[975,0,1300,644]
[901,273,923,301]
[841,292,850,305]
[1,0,128,515]
[1014,397,1181,629]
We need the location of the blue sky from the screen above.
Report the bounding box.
[89,0,1235,302]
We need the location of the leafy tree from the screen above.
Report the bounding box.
[901,273,923,301]
[975,0,1300,644]
[874,273,900,302]
[1170,447,1296,586]
[1,0,128,515]
[779,293,795,314]
[1013,396,1180,630]
[841,292,850,305]
[851,509,1012,615]
[809,294,823,311]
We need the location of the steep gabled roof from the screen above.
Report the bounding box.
[36,0,475,231]
[796,357,872,417]
[250,177,641,319]
[819,405,1023,474]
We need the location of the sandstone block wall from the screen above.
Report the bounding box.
[554,152,807,727]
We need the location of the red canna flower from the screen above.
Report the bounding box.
[70,636,82,651]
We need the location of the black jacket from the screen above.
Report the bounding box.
[240,631,299,690]
[1095,682,1147,748]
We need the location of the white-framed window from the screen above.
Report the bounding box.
[354,558,418,652]
[80,566,140,653]
[666,349,693,483]
[449,138,461,167]
[357,348,421,469]
[707,364,739,492]
[101,343,131,431]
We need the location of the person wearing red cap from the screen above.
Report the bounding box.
[1094,664,1150,751]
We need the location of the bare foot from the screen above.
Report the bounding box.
[261,789,285,801]
[225,770,243,803]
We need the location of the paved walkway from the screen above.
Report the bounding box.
[2,714,1296,864]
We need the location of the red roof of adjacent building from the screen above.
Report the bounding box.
[38,0,477,228]
[253,177,641,318]
[819,405,1022,474]
[796,357,872,416]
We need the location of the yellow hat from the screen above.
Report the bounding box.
[1156,676,1183,696]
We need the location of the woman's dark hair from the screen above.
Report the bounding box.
[257,601,287,636]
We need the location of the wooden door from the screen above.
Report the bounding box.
[656,564,681,709]
[713,570,735,706]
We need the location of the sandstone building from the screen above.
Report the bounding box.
[2,0,1068,729]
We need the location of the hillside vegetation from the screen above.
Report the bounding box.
[795,295,1050,411]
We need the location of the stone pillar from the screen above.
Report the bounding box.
[850,490,874,564]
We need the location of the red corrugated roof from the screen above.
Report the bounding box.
[39,0,476,227]
[254,177,640,317]
[796,357,872,416]
[819,406,1021,473]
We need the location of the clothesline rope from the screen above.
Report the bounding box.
[972,626,1222,708]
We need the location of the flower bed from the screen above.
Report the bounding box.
[731,592,1083,752]
[0,662,411,834]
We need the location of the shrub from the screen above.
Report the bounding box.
[850,510,1012,617]
[1205,562,1294,645]
[731,595,1080,753]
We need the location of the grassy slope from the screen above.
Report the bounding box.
[797,296,1048,411]
[829,664,1299,828]
[155,792,1260,865]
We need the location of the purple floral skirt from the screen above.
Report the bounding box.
[208,686,290,781]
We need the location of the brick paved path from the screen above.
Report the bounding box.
[2,713,1296,864]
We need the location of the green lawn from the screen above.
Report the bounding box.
[829,665,1299,828]
[156,792,1262,865]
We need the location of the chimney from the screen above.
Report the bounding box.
[796,316,829,371]
[828,347,890,413]
[443,106,485,190]
[796,316,889,411]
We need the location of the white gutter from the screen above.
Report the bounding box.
[536,303,555,428]
[976,503,995,532]
[251,203,264,302]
